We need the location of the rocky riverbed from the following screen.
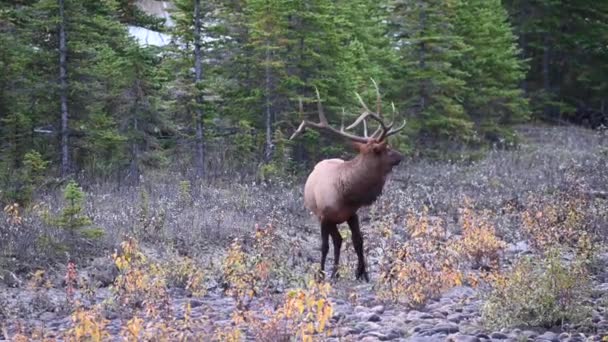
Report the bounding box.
[2,267,608,341]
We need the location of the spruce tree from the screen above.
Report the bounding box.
[391,0,473,152]
[454,0,529,145]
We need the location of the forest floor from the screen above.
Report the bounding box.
[2,125,608,341]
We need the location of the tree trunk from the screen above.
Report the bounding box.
[264,41,274,162]
[194,0,205,178]
[542,33,552,118]
[129,77,142,185]
[418,7,427,115]
[518,0,529,96]
[59,0,69,176]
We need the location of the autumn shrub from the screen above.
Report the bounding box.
[162,255,207,297]
[521,192,594,255]
[453,201,506,269]
[221,238,263,309]
[178,180,193,207]
[377,208,466,307]
[221,223,296,309]
[133,187,166,242]
[244,280,334,342]
[482,248,592,329]
[64,306,110,342]
[27,269,55,313]
[110,237,170,316]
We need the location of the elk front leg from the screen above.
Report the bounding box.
[329,226,342,279]
[347,214,369,282]
[320,222,333,277]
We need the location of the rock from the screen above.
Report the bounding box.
[39,311,57,321]
[407,311,434,321]
[506,241,530,254]
[88,257,118,287]
[594,283,608,292]
[355,305,368,313]
[562,333,587,342]
[430,323,459,335]
[1,270,22,288]
[447,313,467,323]
[362,331,389,340]
[447,335,480,342]
[385,329,404,340]
[330,327,352,337]
[368,313,382,322]
[490,332,509,339]
[443,286,475,299]
[406,337,445,342]
[332,311,346,322]
[371,305,385,314]
[411,323,435,334]
[535,332,559,342]
[189,299,203,308]
[522,331,538,339]
[356,321,382,334]
[360,336,381,342]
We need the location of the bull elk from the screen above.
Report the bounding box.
[290,82,406,281]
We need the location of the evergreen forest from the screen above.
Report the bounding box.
[1,0,607,192]
[2,1,608,340]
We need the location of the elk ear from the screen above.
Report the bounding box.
[372,141,388,154]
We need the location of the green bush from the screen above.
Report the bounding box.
[0,150,48,205]
[482,248,592,329]
[46,180,104,244]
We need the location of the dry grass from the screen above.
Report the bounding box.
[1,124,608,338]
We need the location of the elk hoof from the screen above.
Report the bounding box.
[317,269,327,281]
[331,269,340,279]
[356,269,369,282]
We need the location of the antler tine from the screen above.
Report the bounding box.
[384,119,407,138]
[346,92,387,134]
[289,97,308,140]
[289,90,370,143]
[384,102,407,139]
[370,78,382,118]
[315,87,328,125]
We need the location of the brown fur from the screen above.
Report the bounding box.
[291,84,406,281]
[303,140,403,281]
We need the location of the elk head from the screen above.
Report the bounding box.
[290,81,406,281]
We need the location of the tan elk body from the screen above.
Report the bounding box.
[291,83,405,281]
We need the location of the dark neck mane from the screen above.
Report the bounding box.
[338,155,387,208]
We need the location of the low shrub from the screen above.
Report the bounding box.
[521,192,594,255]
[377,208,465,307]
[482,248,592,329]
[454,201,506,269]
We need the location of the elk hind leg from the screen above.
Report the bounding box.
[329,226,342,279]
[347,214,369,282]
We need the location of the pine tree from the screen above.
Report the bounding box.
[391,0,473,152]
[504,0,608,122]
[454,0,529,145]
[243,0,290,162]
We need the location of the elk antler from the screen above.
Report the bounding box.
[347,79,407,141]
[290,88,371,143]
[290,82,407,143]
